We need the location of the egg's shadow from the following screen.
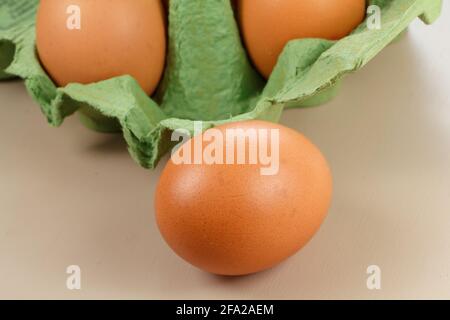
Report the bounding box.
[82,132,127,155]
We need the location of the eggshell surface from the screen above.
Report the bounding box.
[155,120,333,276]
[36,0,166,95]
[237,0,366,78]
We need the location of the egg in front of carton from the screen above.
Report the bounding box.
[155,121,333,276]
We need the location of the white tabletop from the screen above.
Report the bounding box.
[1,8,449,299]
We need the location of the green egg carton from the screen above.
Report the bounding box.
[0,0,38,79]
[0,0,442,168]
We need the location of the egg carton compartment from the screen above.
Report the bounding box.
[0,0,443,168]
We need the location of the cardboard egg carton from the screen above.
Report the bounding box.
[0,0,443,168]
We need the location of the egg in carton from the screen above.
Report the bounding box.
[0,0,443,169]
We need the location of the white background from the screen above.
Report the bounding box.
[0,6,449,299]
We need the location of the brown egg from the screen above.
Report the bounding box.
[155,120,332,276]
[36,0,166,95]
[237,0,366,78]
